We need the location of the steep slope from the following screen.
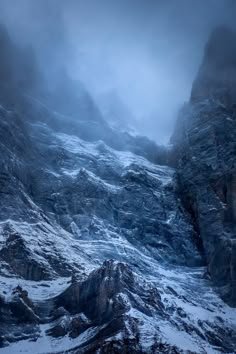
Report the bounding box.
[1,93,236,354]
[0,25,236,354]
[172,26,236,306]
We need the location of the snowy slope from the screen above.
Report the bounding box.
[0,103,236,353]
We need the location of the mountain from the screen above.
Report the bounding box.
[95,90,137,133]
[0,25,236,353]
[172,26,236,307]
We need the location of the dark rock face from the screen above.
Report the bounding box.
[27,121,201,268]
[57,260,134,320]
[0,24,39,110]
[10,286,39,324]
[1,24,236,353]
[0,231,51,281]
[172,26,236,306]
[191,26,236,104]
[56,260,164,325]
[0,286,40,346]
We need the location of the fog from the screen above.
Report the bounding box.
[0,0,235,143]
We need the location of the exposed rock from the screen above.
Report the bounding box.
[57,260,139,322]
[0,286,40,347]
[0,231,51,280]
[47,313,90,338]
[10,286,39,324]
[191,26,236,104]
[0,24,236,353]
[172,26,236,306]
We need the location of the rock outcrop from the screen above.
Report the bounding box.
[172,26,236,306]
[0,24,236,353]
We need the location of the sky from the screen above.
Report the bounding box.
[0,0,236,143]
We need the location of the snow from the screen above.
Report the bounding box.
[1,117,236,353]
[1,213,236,353]
[53,130,174,187]
[0,276,70,302]
[0,218,98,280]
[159,321,219,354]
[0,324,103,354]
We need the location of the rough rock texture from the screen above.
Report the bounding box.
[172,26,236,306]
[0,25,236,353]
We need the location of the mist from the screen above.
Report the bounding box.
[0,0,235,143]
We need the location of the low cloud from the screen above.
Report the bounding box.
[0,0,235,143]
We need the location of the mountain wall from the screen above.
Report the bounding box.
[172,26,236,306]
[0,25,236,353]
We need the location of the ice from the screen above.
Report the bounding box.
[0,275,70,302]
[2,117,236,353]
[53,130,174,187]
[0,324,103,354]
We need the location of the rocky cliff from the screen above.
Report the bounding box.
[0,26,236,353]
[172,26,236,307]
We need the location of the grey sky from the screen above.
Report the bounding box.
[0,0,235,143]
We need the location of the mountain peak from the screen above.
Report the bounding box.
[205,26,236,68]
[191,26,236,103]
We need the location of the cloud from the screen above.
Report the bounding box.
[0,0,235,143]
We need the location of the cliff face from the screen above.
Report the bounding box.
[1,25,236,353]
[172,26,236,306]
[191,26,236,104]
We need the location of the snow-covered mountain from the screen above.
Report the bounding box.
[0,26,236,354]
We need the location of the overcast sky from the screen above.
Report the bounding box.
[0,0,235,143]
